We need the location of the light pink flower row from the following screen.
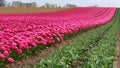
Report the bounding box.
[0,7,116,63]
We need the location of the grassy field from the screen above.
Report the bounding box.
[0,7,68,14]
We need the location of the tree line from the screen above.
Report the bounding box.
[0,0,77,8]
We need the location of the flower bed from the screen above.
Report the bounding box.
[0,7,116,63]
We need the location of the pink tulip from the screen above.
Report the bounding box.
[56,37,61,42]
[16,49,22,55]
[0,54,5,59]
[51,40,55,44]
[3,51,9,57]
[8,58,14,63]
[40,41,46,45]
[0,7,116,63]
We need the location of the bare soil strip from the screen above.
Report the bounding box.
[5,28,96,68]
[0,7,68,14]
[114,11,120,68]
[114,29,120,68]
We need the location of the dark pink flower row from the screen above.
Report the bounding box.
[0,7,116,63]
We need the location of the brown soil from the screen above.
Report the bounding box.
[5,28,96,68]
[0,7,68,14]
[114,30,120,68]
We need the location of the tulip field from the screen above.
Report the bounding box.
[0,7,120,68]
[34,8,119,68]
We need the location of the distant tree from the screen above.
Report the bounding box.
[12,1,23,7]
[41,5,45,8]
[88,5,98,7]
[45,3,50,8]
[58,6,61,8]
[7,2,11,7]
[31,2,37,7]
[51,4,57,8]
[65,4,77,8]
[12,1,37,7]
[0,0,5,7]
[44,3,58,8]
[25,3,32,7]
[93,5,97,7]
[20,3,25,7]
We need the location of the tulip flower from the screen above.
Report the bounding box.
[0,7,116,63]
[8,58,14,63]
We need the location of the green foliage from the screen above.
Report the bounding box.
[34,10,117,68]
[81,10,119,68]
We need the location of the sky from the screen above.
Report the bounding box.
[6,0,120,7]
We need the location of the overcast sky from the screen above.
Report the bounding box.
[6,0,120,7]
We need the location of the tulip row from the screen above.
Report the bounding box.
[34,9,118,68]
[0,7,116,63]
[81,10,119,68]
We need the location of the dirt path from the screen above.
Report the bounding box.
[114,29,120,68]
[5,28,96,68]
[114,11,120,68]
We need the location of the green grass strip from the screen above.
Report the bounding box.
[81,10,120,68]
[34,10,117,68]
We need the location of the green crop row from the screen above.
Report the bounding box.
[80,10,119,68]
[34,10,117,68]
